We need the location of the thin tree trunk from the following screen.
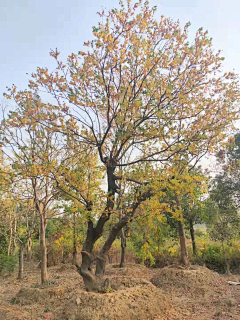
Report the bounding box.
[8,218,13,256]
[189,219,197,256]
[72,212,77,265]
[119,227,126,268]
[222,241,230,274]
[175,195,188,266]
[40,216,47,284]
[13,218,17,255]
[178,220,188,265]
[18,244,24,280]
[27,237,32,261]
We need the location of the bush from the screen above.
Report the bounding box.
[0,254,17,274]
[190,238,240,273]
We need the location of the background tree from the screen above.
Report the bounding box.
[1,109,62,283]
[206,173,240,273]
[181,167,207,256]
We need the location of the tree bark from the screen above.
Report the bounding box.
[94,184,152,277]
[119,227,126,268]
[189,219,197,256]
[8,222,13,256]
[13,218,17,255]
[78,162,152,291]
[78,161,117,291]
[78,210,119,290]
[222,242,230,274]
[40,216,48,284]
[72,212,77,265]
[96,216,128,276]
[78,217,109,291]
[18,244,24,280]
[27,236,32,261]
[177,220,188,265]
[175,195,188,266]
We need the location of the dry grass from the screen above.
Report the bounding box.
[0,262,240,319]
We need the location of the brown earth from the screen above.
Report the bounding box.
[0,262,240,319]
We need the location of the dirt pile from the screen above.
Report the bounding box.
[151,265,226,296]
[11,267,176,320]
[58,281,173,320]
[13,286,66,305]
[151,266,240,319]
[57,264,77,273]
[105,263,153,280]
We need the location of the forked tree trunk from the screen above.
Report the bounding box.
[78,214,111,292]
[189,219,197,256]
[78,161,118,291]
[79,216,128,291]
[78,161,151,291]
[40,216,48,284]
[18,244,24,280]
[119,227,126,268]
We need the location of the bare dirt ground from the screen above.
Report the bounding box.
[0,262,240,319]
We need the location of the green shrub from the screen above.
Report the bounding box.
[190,239,240,273]
[0,254,17,274]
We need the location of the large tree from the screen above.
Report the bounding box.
[3,0,240,290]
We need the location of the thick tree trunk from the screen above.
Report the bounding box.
[18,244,24,280]
[178,220,188,265]
[79,213,123,290]
[189,219,197,256]
[40,216,48,284]
[78,161,117,291]
[78,221,97,291]
[79,161,152,291]
[119,227,126,268]
[78,220,108,292]
[96,216,128,276]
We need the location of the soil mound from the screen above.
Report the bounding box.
[151,266,226,296]
[105,263,153,280]
[58,283,173,320]
[150,266,240,319]
[58,264,77,273]
[13,286,66,305]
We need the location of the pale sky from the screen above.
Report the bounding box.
[1,0,240,99]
